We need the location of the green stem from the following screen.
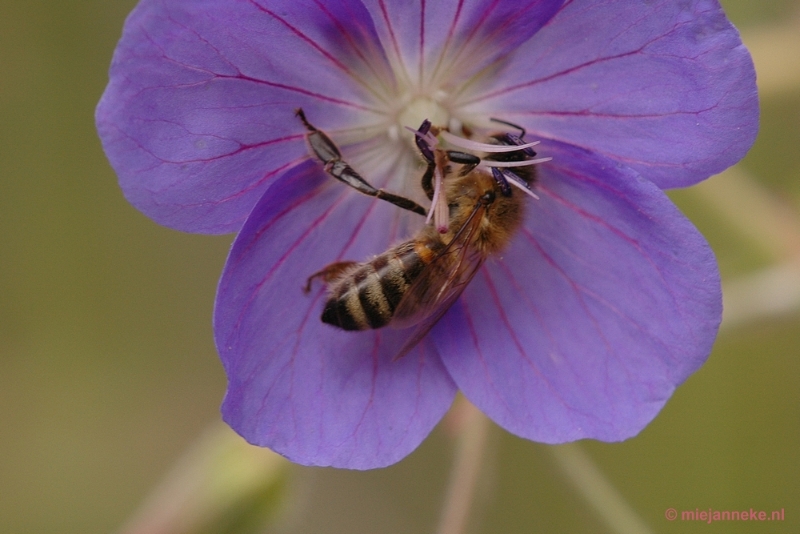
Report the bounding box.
[548,443,653,534]
[435,399,491,534]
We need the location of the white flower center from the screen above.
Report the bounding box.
[387,91,452,146]
[398,95,449,128]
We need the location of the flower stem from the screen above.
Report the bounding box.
[548,443,653,534]
[117,422,287,534]
[435,399,490,534]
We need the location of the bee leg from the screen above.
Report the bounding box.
[420,163,435,200]
[303,261,358,294]
[296,109,427,216]
[419,150,481,200]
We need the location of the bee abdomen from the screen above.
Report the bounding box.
[321,242,425,331]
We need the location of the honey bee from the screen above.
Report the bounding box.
[297,109,544,357]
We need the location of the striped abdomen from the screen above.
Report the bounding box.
[321,240,434,330]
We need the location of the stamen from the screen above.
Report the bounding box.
[440,130,540,153]
[424,169,439,226]
[506,175,540,200]
[404,125,438,149]
[426,166,449,233]
[491,167,512,197]
[478,157,552,168]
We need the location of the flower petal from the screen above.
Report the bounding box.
[435,140,721,443]
[458,0,758,188]
[215,161,456,468]
[96,0,391,234]
[359,0,564,89]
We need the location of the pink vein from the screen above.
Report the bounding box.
[462,19,691,106]
[479,268,568,425]
[247,0,385,99]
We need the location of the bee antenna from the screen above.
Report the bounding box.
[489,117,526,138]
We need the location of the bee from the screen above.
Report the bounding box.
[297,109,544,357]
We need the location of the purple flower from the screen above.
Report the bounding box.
[97,0,758,468]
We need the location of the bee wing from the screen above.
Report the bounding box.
[391,204,487,360]
[392,253,485,361]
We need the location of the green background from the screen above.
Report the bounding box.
[1,0,797,532]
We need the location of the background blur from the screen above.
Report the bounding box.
[1,0,798,532]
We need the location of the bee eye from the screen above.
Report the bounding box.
[481,190,495,204]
